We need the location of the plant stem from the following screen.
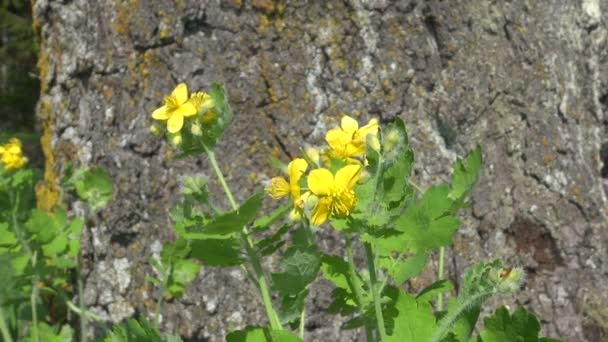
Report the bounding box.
[345,235,374,342]
[204,146,282,331]
[364,243,387,342]
[299,308,305,340]
[30,251,39,342]
[10,191,39,341]
[154,284,165,330]
[430,290,491,342]
[437,247,445,311]
[77,261,87,342]
[65,300,103,322]
[0,306,13,342]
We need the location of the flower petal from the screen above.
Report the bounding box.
[326,128,351,157]
[311,197,332,226]
[266,177,290,199]
[357,118,379,141]
[167,112,184,133]
[175,102,198,117]
[152,105,169,120]
[288,158,308,183]
[307,168,334,196]
[172,83,189,104]
[341,115,359,134]
[335,164,361,189]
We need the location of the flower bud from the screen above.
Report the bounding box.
[171,134,182,146]
[384,129,401,153]
[367,134,381,153]
[150,124,161,136]
[191,122,202,136]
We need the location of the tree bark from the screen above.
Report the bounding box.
[33,0,608,340]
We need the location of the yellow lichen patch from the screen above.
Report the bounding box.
[252,0,275,15]
[37,50,50,94]
[36,118,60,212]
[114,0,139,37]
[258,14,272,33]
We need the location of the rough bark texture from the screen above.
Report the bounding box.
[33,0,608,341]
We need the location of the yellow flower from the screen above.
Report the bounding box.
[0,138,27,172]
[266,158,308,201]
[266,158,311,220]
[307,164,361,225]
[326,115,379,160]
[152,83,198,133]
[188,92,215,114]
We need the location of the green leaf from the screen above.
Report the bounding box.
[416,279,454,303]
[478,306,562,342]
[320,255,352,291]
[226,326,302,342]
[379,252,428,285]
[172,259,200,286]
[190,237,242,266]
[101,317,164,342]
[387,290,436,342]
[42,233,68,258]
[26,322,73,342]
[255,224,290,256]
[252,203,291,232]
[393,185,460,253]
[449,145,482,207]
[74,166,113,211]
[278,289,308,326]
[271,245,320,296]
[0,222,18,250]
[445,296,481,342]
[176,192,263,239]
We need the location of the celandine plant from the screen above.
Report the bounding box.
[147,82,562,342]
[0,81,562,342]
[0,136,113,342]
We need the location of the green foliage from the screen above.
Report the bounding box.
[25,322,74,342]
[62,165,113,212]
[0,83,562,341]
[226,327,302,342]
[477,306,561,342]
[386,291,436,341]
[148,239,200,299]
[100,317,182,342]
[180,82,233,156]
[449,145,482,210]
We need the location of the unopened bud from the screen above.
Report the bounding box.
[384,129,400,152]
[191,122,202,136]
[150,124,161,136]
[367,134,381,153]
[171,134,182,146]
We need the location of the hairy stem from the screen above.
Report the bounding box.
[10,191,38,341]
[437,246,445,311]
[77,258,87,342]
[205,146,282,331]
[30,251,39,342]
[430,290,493,342]
[345,235,374,341]
[65,300,103,322]
[364,243,387,342]
[154,284,165,330]
[0,306,13,342]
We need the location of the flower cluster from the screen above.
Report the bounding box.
[0,138,27,172]
[266,115,378,225]
[151,83,216,144]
